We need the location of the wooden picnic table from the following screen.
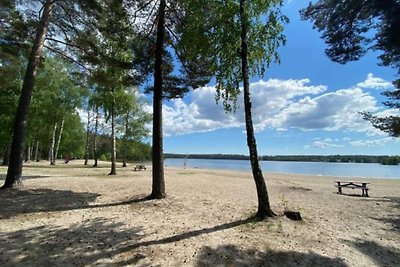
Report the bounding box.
[134,164,146,171]
[335,181,370,197]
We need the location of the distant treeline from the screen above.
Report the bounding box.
[164,154,400,165]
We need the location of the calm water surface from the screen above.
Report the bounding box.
[165,158,399,179]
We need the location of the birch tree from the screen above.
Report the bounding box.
[182,0,287,219]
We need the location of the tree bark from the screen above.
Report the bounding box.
[84,109,91,165]
[93,106,99,167]
[54,117,65,164]
[150,0,166,199]
[25,145,31,163]
[49,122,57,165]
[122,113,129,168]
[2,0,54,189]
[109,91,116,175]
[34,140,40,162]
[240,0,274,219]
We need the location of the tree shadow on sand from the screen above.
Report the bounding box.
[344,238,400,267]
[371,197,400,233]
[0,188,150,219]
[0,218,146,267]
[122,217,257,251]
[112,216,346,267]
[195,245,348,267]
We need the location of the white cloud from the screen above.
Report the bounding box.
[306,138,344,149]
[280,87,379,133]
[163,78,327,135]
[356,73,393,89]
[153,74,396,139]
[350,138,390,147]
[162,88,241,136]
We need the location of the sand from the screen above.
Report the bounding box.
[0,160,399,266]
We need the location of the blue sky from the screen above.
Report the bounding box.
[158,0,400,156]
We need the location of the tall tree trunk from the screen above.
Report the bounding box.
[240,0,274,219]
[84,109,91,165]
[150,0,166,199]
[2,145,10,166]
[49,122,57,165]
[109,91,116,175]
[25,145,31,163]
[2,0,54,189]
[34,140,40,162]
[54,117,65,164]
[93,106,99,167]
[29,141,33,160]
[122,113,129,168]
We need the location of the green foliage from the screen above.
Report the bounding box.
[92,134,151,162]
[380,156,400,166]
[125,0,213,100]
[118,140,152,161]
[116,89,151,139]
[300,1,400,68]
[0,1,30,59]
[0,54,24,152]
[360,111,400,138]
[99,154,109,161]
[0,3,29,154]
[181,0,287,111]
[58,113,86,159]
[25,55,87,158]
[278,194,289,211]
[0,52,87,161]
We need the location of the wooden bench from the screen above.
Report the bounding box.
[134,164,146,171]
[335,181,369,197]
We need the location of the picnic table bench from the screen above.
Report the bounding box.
[335,181,369,197]
[134,164,146,171]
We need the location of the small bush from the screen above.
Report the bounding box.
[99,154,109,161]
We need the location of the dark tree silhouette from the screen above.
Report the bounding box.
[301,0,400,137]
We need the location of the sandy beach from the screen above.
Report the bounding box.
[0,160,399,266]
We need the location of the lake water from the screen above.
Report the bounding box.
[165,158,399,179]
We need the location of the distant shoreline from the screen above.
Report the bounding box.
[164,153,400,165]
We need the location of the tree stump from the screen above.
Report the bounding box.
[284,210,302,221]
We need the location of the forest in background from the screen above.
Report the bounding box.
[165,153,400,165]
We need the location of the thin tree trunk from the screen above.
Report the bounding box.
[29,141,33,160]
[2,0,54,189]
[93,106,99,167]
[109,91,116,175]
[34,140,40,162]
[122,113,129,167]
[49,122,57,165]
[54,117,64,165]
[150,0,166,199]
[2,145,10,166]
[25,145,31,162]
[28,140,33,161]
[84,109,90,165]
[240,0,274,219]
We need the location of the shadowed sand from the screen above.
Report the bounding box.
[0,160,399,266]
